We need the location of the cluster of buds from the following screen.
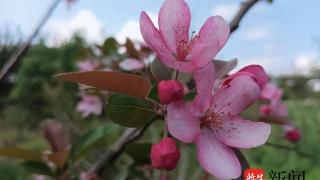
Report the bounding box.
[260,83,301,142]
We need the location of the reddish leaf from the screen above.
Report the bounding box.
[55,71,151,98]
[46,149,70,168]
[125,38,140,59]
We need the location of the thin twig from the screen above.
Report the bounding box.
[265,142,314,159]
[89,119,155,176]
[229,0,260,34]
[0,0,62,80]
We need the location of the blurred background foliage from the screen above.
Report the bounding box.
[0,28,320,179]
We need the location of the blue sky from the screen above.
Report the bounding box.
[1,0,320,75]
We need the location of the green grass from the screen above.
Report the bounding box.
[247,99,320,179]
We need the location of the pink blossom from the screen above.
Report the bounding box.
[150,137,180,170]
[77,60,99,71]
[260,83,288,117]
[33,175,46,180]
[140,0,230,72]
[261,83,282,101]
[166,63,271,179]
[158,80,184,104]
[119,58,145,71]
[76,95,103,118]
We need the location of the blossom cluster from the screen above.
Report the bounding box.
[139,0,272,179]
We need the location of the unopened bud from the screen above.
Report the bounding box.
[158,80,184,104]
[224,65,268,89]
[150,137,180,170]
[285,128,301,142]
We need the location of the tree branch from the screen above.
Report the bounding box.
[265,142,314,159]
[0,0,62,80]
[89,119,155,176]
[229,0,260,34]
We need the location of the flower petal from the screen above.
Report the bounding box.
[189,44,220,69]
[239,65,269,89]
[188,16,230,68]
[167,101,200,143]
[212,75,260,116]
[196,128,241,179]
[214,116,271,148]
[159,0,191,53]
[261,83,282,101]
[224,65,268,89]
[140,12,196,72]
[119,58,145,71]
[193,63,215,113]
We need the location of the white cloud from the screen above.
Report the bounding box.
[232,55,293,75]
[294,53,320,75]
[115,12,157,44]
[241,28,271,41]
[212,4,238,22]
[46,9,105,46]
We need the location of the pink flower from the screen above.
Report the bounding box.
[261,83,282,101]
[76,95,103,118]
[158,80,184,104]
[260,83,288,117]
[119,58,145,71]
[33,175,46,180]
[150,137,180,170]
[140,0,229,72]
[77,60,99,71]
[166,63,271,179]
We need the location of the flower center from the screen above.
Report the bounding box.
[176,40,189,61]
[200,112,222,128]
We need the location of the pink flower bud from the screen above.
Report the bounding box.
[285,128,301,142]
[224,65,268,89]
[158,80,184,104]
[260,105,272,116]
[150,137,180,170]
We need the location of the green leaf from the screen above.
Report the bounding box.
[127,167,148,180]
[101,37,118,55]
[69,126,112,161]
[0,147,43,162]
[21,161,54,176]
[150,58,173,81]
[125,143,151,165]
[106,94,156,127]
[267,0,273,3]
[148,86,160,102]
